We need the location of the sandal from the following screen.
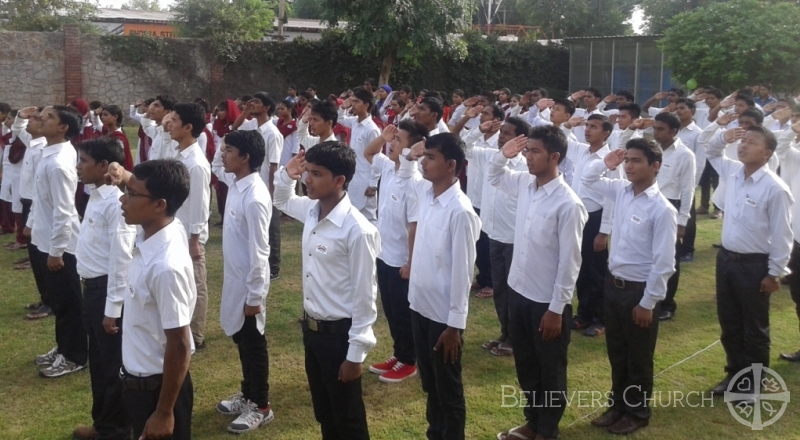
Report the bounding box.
[25,311,52,320]
[475,287,494,298]
[14,261,31,270]
[497,426,535,440]
[490,343,513,357]
[13,257,29,265]
[481,339,501,350]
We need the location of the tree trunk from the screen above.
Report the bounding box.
[379,49,395,86]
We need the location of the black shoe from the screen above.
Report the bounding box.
[780,350,800,362]
[658,310,674,321]
[709,376,733,398]
[607,414,649,435]
[679,252,694,263]
[194,341,206,350]
[270,273,280,281]
[591,408,625,428]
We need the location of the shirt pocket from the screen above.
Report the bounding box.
[529,214,558,251]
[427,223,449,253]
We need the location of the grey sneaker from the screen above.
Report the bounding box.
[39,354,86,378]
[217,392,248,415]
[227,401,274,434]
[34,346,58,366]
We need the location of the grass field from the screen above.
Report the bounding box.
[1,133,799,439]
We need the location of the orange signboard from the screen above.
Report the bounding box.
[123,24,177,38]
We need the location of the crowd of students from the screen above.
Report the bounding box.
[0,78,799,440]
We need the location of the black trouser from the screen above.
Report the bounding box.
[604,275,660,421]
[787,241,800,328]
[575,209,608,325]
[680,197,697,256]
[716,248,771,375]
[508,289,570,439]
[23,201,47,301]
[122,371,193,440]
[662,199,682,314]
[302,320,369,440]
[699,162,719,210]
[489,239,514,343]
[411,310,465,440]
[82,276,128,439]
[376,258,415,365]
[269,206,281,276]
[473,207,492,289]
[234,315,270,408]
[31,248,87,365]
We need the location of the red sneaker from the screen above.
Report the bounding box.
[369,356,397,374]
[379,362,418,383]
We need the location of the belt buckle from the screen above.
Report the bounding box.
[307,317,319,332]
[614,277,625,289]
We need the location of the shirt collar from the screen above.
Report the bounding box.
[428,180,461,208]
[135,219,182,266]
[324,133,337,142]
[594,144,611,158]
[682,122,699,132]
[95,184,119,199]
[30,137,47,149]
[259,119,274,132]
[311,193,353,228]
[530,173,566,195]
[42,141,69,157]
[626,181,661,199]
[234,172,259,192]
[738,164,770,183]
[179,142,200,158]
[482,131,500,146]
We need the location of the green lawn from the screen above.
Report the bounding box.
[1,138,799,438]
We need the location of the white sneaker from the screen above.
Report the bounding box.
[39,354,86,378]
[227,401,274,434]
[34,346,58,366]
[217,392,249,415]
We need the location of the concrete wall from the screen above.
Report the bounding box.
[0,31,66,109]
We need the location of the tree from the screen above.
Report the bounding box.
[316,0,474,85]
[639,0,723,34]
[0,0,98,32]
[513,0,635,38]
[290,0,324,19]
[121,0,163,11]
[172,0,275,61]
[659,0,800,92]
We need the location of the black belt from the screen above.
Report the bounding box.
[120,368,162,391]
[20,198,32,204]
[303,313,351,335]
[81,275,108,290]
[719,247,769,263]
[607,273,646,291]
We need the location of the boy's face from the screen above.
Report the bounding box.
[307,112,330,136]
[705,95,720,109]
[734,99,749,115]
[452,94,464,105]
[303,162,343,200]
[27,111,43,135]
[419,146,453,183]
[737,131,772,166]
[529,90,543,103]
[38,107,63,138]
[220,140,248,175]
[413,103,436,127]
[248,99,266,116]
[617,110,633,130]
[351,97,368,115]
[287,88,296,96]
[120,175,162,225]
[389,129,411,161]
[652,120,676,146]
[584,119,608,144]
[738,116,758,130]
[666,91,680,103]
[584,93,600,107]
[149,100,166,121]
[498,122,518,148]
[76,150,106,185]
[674,103,694,122]
[624,148,659,185]
[523,138,556,176]
[550,104,569,125]
[616,95,631,106]
[168,113,191,141]
[480,107,496,124]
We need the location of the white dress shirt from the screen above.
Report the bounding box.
[461,130,498,210]
[0,126,21,205]
[656,139,696,226]
[563,136,615,233]
[212,154,272,336]
[487,151,587,312]
[123,219,197,376]
[582,160,678,309]
[395,156,481,329]
[174,143,211,244]
[463,130,526,243]
[13,117,45,200]
[273,169,380,363]
[776,130,800,240]
[607,128,642,151]
[337,112,381,211]
[75,184,136,317]
[707,135,794,276]
[27,142,81,257]
[677,122,705,185]
[239,118,284,187]
[296,120,337,151]
[373,154,418,267]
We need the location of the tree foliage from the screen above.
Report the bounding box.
[0,0,98,32]
[639,0,723,34]
[513,0,636,38]
[316,0,474,84]
[659,0,800,92]
[121,0,163,11]
[171,0,275,62]
[289,0,324,19]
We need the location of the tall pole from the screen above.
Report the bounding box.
[278,0,285,39]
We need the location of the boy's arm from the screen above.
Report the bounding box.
[245,198,272,307]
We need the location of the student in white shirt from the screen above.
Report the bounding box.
[108,159,196,440]
[491,126,587,440]
[363,120,428,383]
[233,92,284,280]
[705,126,792,403]
[169,103,212,349]
[607,103,643,151]
[583,139,677,435]
[411,96,445,136]
[338,88,382,224]
[0,108,23,245]
[73,138,135,440]
[140,95,177,161]
[527,98,576,185]
[210,130,275,433]
[397,133,481,440]
[129,98,155,165]
[674,98,705,263]
[28,106,88,379]
[642,88,684,116]
[274,142,379,439]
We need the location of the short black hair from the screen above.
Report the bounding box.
[224,130,266,172]
[194,97,210,112]
[626,138,662,165]
[667,88,685,97]
[737,87,754,97]
[488,104,504,120]
[304,141,356,190]
[585,87,602,99]
[51,105,82,140]
[154,95,177,111]
[144,98,155,107]
[307,84,317,92]
[9,109,17,118]
[736,94,756,109]
[760,83,772,91]
[553,98,575,116]
[675,98,696,111]
[746,126,778,152]
[240,95,253,103]
[740,108,764,125]
[618,103,641,119]
[397,119,429,147]
[102,104,123,126]
[252,92,276,117]
[452,89,465,99]
[311,100,338,125]
[288,84,297,91]
[173,102,207,138]
[528,125,567,164]
[132,159,190,217]
[587,114,613,133]
[425,133,466,175]
[531,87,549,98]
[363,78,377,88]
[78,137,125,165]
[617,90,635,102]
[352,87,374,111]
[707,88,724,99]
[89,100,103,110]
[505,116,532,137]
[0,102,11,115]
[419,97,443,122]
[654,112,681,131]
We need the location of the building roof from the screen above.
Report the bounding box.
[562,34,663,42]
